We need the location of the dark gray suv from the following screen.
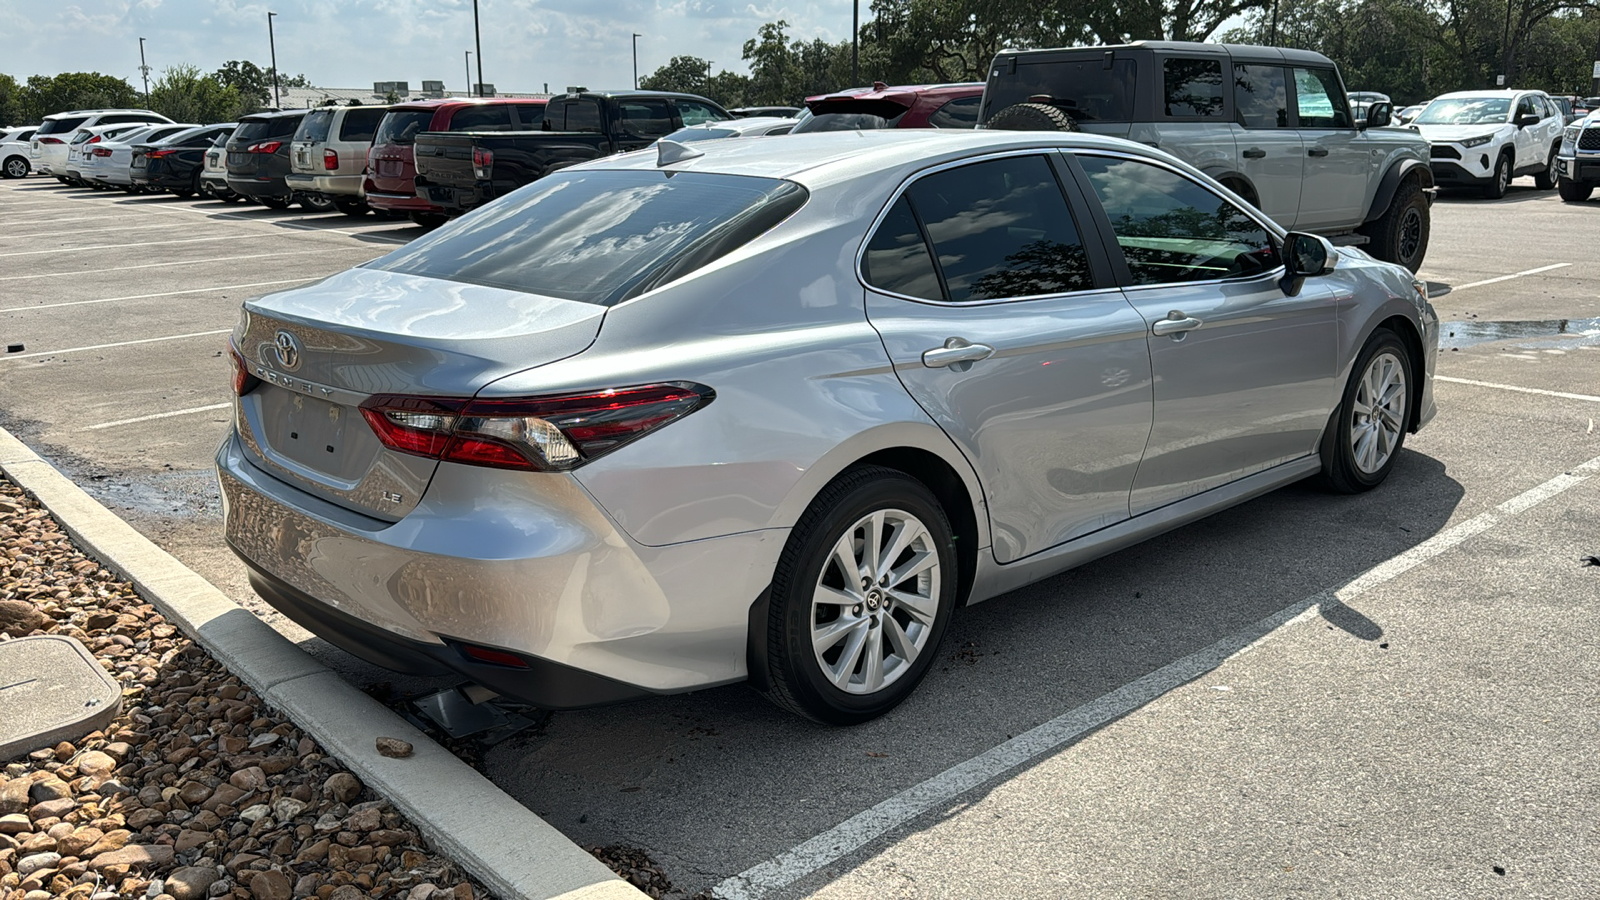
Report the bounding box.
[225,110,308,209]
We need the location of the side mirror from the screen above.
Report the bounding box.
[1515,113,1540,128]
[1360,102,1392,129]
[1281,232,1336,296]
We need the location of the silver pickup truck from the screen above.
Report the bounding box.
[981,41,1434,272]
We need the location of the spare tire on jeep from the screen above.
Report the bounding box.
[985,103,1080,132]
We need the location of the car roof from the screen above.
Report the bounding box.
[805,82,984,104]
[388,97,547,112]
[998,40,1335,67]
[1433,90,1528,99]
[43,109,165,119]
[677,116,796,132]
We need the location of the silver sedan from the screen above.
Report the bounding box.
[218,130,1438,724]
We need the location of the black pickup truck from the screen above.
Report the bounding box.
[412,90,733,215]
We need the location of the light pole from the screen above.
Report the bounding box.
[138,37,150,102]
[706,59,712,95]
[472,0,484,97]
[267,12,280,109]
[632,33,641,89]
[851,0,859,86]
[465,51,473,97]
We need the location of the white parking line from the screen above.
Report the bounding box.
[0,279,315,314]
[83,403,231,430]
[0,248,361,281]
[142,203,412,245]
[1436,375,1600,403]
[0,329,232,362]
[0,221,191,241]
[1449,263,1571,291]
[0,211,173,227]
[0,234,243,258]
[710,452,1600,900]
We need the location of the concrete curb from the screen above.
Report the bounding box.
[0,426,645,900]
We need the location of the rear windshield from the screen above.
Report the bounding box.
[235,116,302,141]
[373,110,435,145]
[296,109,335,143]
[981,57,1138,124]
[793,98,909,133]
[366,169,808,306]
[38,117,88,135]
[666,127,739,143]
[340,108,387,141]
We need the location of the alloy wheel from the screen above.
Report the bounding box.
[1398,207,1423,263]
[3,158,25,178]
[1350,350,1407,475]
[1498,159,1511,194]
[809,508,940,695]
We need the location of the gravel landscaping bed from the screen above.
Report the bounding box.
[0,478,486,900]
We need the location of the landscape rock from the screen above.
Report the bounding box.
[375,737,413,759]
[321,773,360,804]
[89,843,175,870]
[0,598,49,635]
[249,868,292,900]
[17,852,61,878]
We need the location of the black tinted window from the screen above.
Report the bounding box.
[512,105,545,129]
[982,58,1137,124]
[373,110,435,145]
[791,111,903,132]
[618,100,674,137]
[927,96,981,128]
[38,117,88,135]
[297,109,334,142]
[1077,155,1279,286]
[905,155,1092,301]
[548,100,601,133]
[862,196,940,300]
[449,104,515,131]
[367,170,807,306]
[1234,64,1290,128]
[339,108,386,141]
[1164,58,1226,117]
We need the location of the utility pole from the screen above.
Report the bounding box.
[267,12,280,108]
[706,59,713,95]
[138,37,150,102]
[851,0,859,86]
[465,51,473,97]
[473,0,484,98]
[632,33,641,89]
[1500,0,1514,88]
[1269,0,1279,44]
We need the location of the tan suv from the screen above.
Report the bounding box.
[286,104,389,215]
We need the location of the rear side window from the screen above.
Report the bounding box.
[982,58,1137,124]
[297,110,334,142]
[449,104,515,131]
[927,96,981,128]
[373,110,436,145]
[618,99,675,137]
[366,170,808,306]
[1164,58,1226,118]
[1235,64,1290,128]
[547,100,602,133]
[38,117,88,135]
[340,108,387,141]
[512,105,545,129]
[862,196,941,300]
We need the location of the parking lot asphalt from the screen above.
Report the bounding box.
[2,176,1597,898]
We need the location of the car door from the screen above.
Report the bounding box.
[1069,152,1338,515]
[1231,62,1304,227]
[1290,65,1368,230]
[861,152,1154,563]
[1510,94,1541,169]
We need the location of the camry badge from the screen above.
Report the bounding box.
[273,331,301,371]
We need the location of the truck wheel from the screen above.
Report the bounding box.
[1483,151,1512,199]
[1558,177,1593,202]
[984,102,1080,132]
[1361,178,1429,273]
[1534,145,1559,190]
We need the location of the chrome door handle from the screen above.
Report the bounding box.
[1151,311,1203,336]
[922,337,995,368]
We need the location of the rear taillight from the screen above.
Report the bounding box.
[87,135,102,144]
[359,383,714,471]
[147,149,175,158]
[91,147,112,157]
[248,141,283,154]
[323,149,339,170]
[472,147,493,180]
[228,342,260,396]
[40,137,64,145]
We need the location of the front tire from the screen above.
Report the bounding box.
[1321,329,1412,493]
[761,466,957,725]
[1558,177,1593,202]
[1483,151,1513,199]
[1361,178,1429,273]
[1535,145,1559,189]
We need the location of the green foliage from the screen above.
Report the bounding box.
[149,64,250,124]
[740,21,856,106]
[0,73,26,125]
[12,72,140,122]
[211,60,311,107]
[641,56,717,95]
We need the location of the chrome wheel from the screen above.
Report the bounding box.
[1350,350,1407,475]
[1497,158,1511,194]
[3,157,26,178]
[810,508,940,695]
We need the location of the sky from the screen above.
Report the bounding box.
[0,0,857,94]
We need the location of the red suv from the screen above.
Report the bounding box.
[366,98,548,226]
[791,82,984,132]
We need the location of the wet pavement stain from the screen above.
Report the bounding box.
[1439,317,1600,349]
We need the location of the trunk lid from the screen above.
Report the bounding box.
[235,267,606,520]
[412,134,476,190]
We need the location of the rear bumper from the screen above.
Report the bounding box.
[216,431,781,707]
[228,174,291,199]
[286,173,364,197]
[412,181,483,215]
[365,185,443,215]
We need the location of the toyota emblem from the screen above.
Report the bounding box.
[273,331,301,370]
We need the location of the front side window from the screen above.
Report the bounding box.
[1234,64,1289,128]
[449,104,514,132]
[1164,58,1226,118]
[618,100,675,137]
[1077,155,1279,286]
[1292,67,1351,128]
[548,100,602,133]
[1516,95,1538,119]
[927,96,981,128]
[676,100,726,126]
[512,105,545,129]
[862,196,941,299]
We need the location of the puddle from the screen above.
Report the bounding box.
[1439,317,1600,349]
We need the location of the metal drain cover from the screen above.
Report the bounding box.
[0,635,122,761]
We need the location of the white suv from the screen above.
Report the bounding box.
[1411,90,1564,198]
[1,127,37,178]
[30,109,173,181]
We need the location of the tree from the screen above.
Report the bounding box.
[22,73,138,121]
[149,65,250,124]
[741,21,856,105]
[641,56,717,95]
[0,74,27,125]
[214,60,273,105]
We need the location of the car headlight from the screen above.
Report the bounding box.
[1565,124,1582,140]
[1458,134,1496,148]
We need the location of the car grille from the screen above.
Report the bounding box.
[1579,128,1600,151]
[1430,145,1461,160]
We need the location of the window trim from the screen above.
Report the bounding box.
[1062,148,1289,292]
[854,148,1118,307]
[1160,55,1231,122]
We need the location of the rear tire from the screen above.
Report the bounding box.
[1483,151,1512,199]
[259,197,291,210]
[1321,328,1412,494]
[408,212,448,228]
[760,466,957,725]
[299,193,337,212]
[1535,145,1559,190]
[984,102,1080,132]
[2,156,27,179]
[1361,178,1429,273]
[333,197,370,217]
[172,189,194,198]
[1558,177,1593,202]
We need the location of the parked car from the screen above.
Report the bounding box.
[30,109,173,180]
[1396,104,1426,124]
[226,110,309,209]
[1349,91,1391,123]
[1409,90,1563,198]
[0,127,37,178]
[134,124,239,196]
[65,123,150,186]
[658,116,798,144]
[791,82,984,132]
[1547,94,1582,124]
[219,129,1437,725]
[364,98,551,226]
[410,91,730,219]
[82,123,196,191]
[978,41,1434,272]
[730,105,802,118]
[1554,108,1600,201]
[286,104,390,216]
[201,130,241,201]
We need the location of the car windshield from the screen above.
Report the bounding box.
[373,110,435,145]
[1415,98,1510,125]
[365,169,808,306]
